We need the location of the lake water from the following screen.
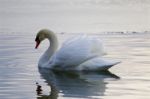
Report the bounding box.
[1,0,150,32]
[0,32,150,99]
[1,0,150,99]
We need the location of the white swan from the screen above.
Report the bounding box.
[35,29,120,71]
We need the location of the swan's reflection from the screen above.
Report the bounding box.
[37,68,119,99]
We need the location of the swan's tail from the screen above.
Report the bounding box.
[76,57,121,71]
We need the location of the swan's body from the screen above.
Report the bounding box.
[35,29,120,71]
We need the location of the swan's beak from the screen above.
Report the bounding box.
[35,41,40,49]
[35,37,40,49]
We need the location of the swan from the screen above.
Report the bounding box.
[35,29,120,71]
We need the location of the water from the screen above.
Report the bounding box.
[0,32,150,99]
[0,0,150,32]
[1,0,150,99]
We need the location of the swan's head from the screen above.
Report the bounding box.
[35,29,53,49]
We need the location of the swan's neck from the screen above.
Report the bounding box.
[47,33,58,57]
[40,32,58,64]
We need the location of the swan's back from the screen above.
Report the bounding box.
[51,35,106,69]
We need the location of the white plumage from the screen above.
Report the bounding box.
[35,29,120,71]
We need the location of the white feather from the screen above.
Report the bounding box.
[36,29,120,71]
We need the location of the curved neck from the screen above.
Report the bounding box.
[40,32,58,64]
[47,33,58,57]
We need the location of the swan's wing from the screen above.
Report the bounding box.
[52,35,106,68]
[76,57,120,71]
[62,35,106,56]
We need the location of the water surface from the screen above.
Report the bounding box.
[0,0,150,99]
[0,32,150,99]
